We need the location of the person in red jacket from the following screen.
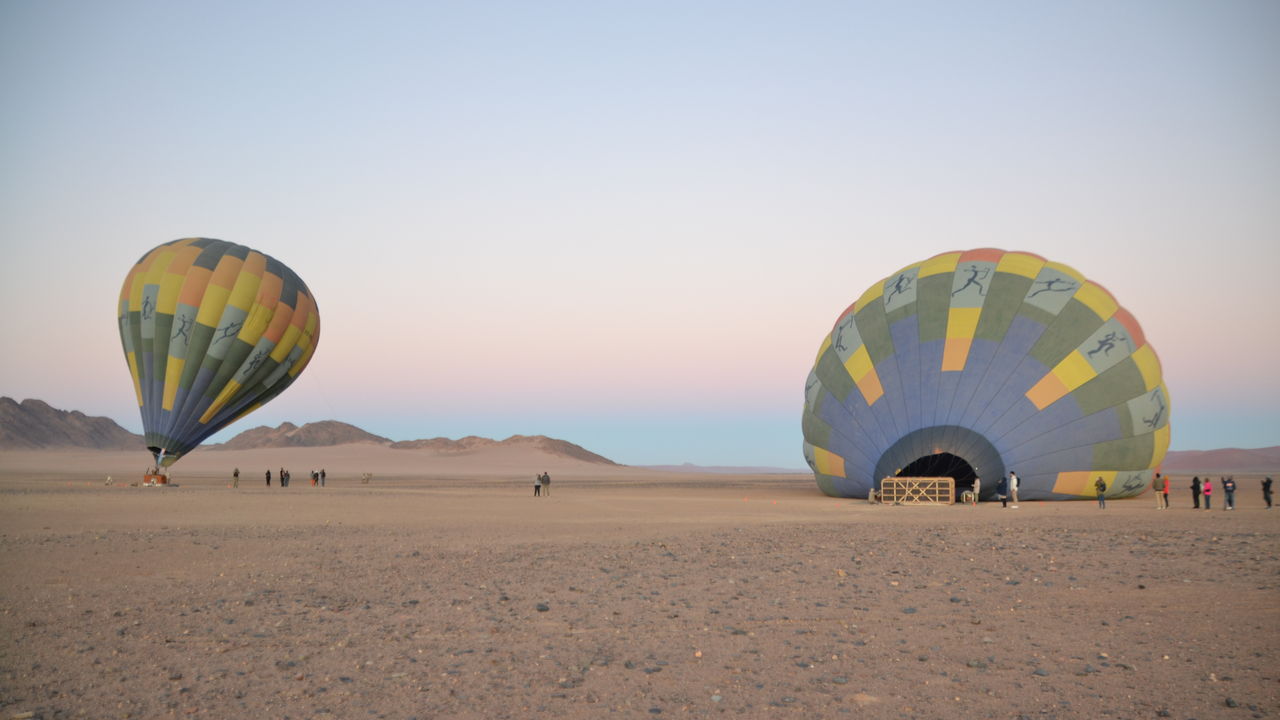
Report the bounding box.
[1202,477,1212,510]
[1161,473,1170,509]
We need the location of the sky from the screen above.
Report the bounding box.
[1,0,1277,467]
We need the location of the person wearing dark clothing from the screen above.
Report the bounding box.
[1264,477,1273,509]
[533,474,541,497]
[997,476,1009,508]
[266,469,272,487]
[541,472,551,497]
[320,469,326,487]
[1223,476,1237,510]
[1095,476,1107,509]
[1191,476,1201,509]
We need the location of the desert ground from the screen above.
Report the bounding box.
[1,447,1276,720]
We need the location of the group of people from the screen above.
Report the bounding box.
[995,471,1019,508]
[974,471,1272,511]
[1149,473,1171,509]
[250,467,326,488]
[1088,472,1269,510]
[1187,475,1265,511]
[959,471,1020,507]
[533,471,551,497]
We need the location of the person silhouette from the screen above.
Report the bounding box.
[951,265,989,297]
[885,273,913,304]
[1086,331,1126,358]
[172,315,192,344]
[214,321,243,343]
[1028,277,1076,298]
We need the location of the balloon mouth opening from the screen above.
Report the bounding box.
[874,425,1005,501]
[896,453,979,494]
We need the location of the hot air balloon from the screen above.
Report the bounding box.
[118,238,320,470]
[802,249,1168,501]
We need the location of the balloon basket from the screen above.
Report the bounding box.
[143,474,170,487]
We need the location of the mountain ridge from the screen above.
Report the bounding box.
[0,397,142,450]
[1,398,1274,473]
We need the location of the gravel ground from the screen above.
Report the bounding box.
[1,473,1277,719]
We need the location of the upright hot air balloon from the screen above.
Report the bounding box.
[802,249,1169,501]
[118,238,320,468]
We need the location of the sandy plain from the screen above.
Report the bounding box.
[1,446,1277,720]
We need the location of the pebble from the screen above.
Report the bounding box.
[535,603,550,612]
[1032,668,1050,677]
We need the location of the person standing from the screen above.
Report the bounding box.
[1202,477,1212,510]
[265,469,272,487]
[533,473,542,497]
[1095,476,1107,509]
[541,472,551,497]
[1223,476,1237,510]
[997,474,1009,508]
[232,467,240,488]
[320,469,326,487]
[1191,476,1201,509]
[1153,474,1164,509]
[1263,477,1273,509]
[1160,473,1170,509]
[1008,471,1020,508]
[972,476,982,506]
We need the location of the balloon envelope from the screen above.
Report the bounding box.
[802,249,1169,500]
[118,238,320,465]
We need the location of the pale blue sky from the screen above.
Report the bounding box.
[1,1,1277,466]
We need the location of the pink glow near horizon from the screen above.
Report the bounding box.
[1,2,1277,463]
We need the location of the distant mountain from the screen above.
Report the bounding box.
[1162,447,1280,474]
[391,434,618,465]
[0,397,142,450]
[211,421,391,450]
[642,462,808,475]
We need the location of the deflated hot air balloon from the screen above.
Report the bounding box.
[118,238,320,469]
[802,249,1169,501]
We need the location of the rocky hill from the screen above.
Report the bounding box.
[1163,446,1280,474]
[390,434,617,465]
[211,421,392,450]
[0,397,142,450]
